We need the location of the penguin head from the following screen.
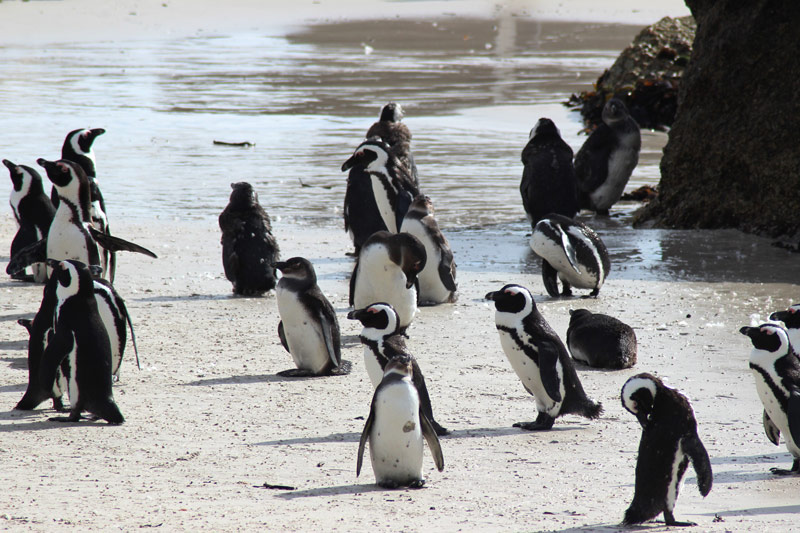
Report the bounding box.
[485,284,535,315]
[228,182,259,209]
[64,128,105,156]
[347,302,399,339]
[568,308,593,326]
[341,138,390,172]
[770,304,800,330]
[384,353,413,379]
[601,98,630,126]
[740,324,791,356]
[407,195,434,217]
[393,233,426,289]
[4,160,44,196]
[528,118,560,142]
[275,257,316,284]
[47,259,93,301]
[621,373,661,428]
[379,102,404,123]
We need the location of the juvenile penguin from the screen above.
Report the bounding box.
[39,260,124,424]
[357,354,444,488]
[399,195,457,305]
[530,213,610,298]
[342,160,387,255]
[566,309,636,369]
[574,98,641,215]
[365,102,418,187]
[5,159,55,282]
[219,182,280,295]
[519,118,578,227]
[350,231,426,330]
[485,284,603,430]
[770,304,800,352]
[347,302,449,435]
[740,323,800,474]
[621,373,712,526]
[275,257,350,377]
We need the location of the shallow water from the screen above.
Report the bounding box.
[0,16,796,284]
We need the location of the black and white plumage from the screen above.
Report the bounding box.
[574,98,641,215]
[485,284,603,430]
[529,213,610,298]
[347,302,448,435]
[399,195,457,305]
[356,354,444,489]
[566,309,636,369]
[520,118,578,227]
[275,257,350,377]
[771,304,800,353]
[219,182,280,296]
[365,102,418,187]
[350,231,426,330]
[621,373,712,527]
[342,161,387,255]
[5,159,55,282]
[740,323,800,475]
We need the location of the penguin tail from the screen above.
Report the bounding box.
[622,505,650,526]
[582,399,603,420]
[93,400,125,425]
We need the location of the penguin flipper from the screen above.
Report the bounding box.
[437,247,458,293]
[532,339,563,403]
[277,321,289,353]
[395,190,414,231]
[356,400,376,477]
[117,292,140,370]
[6,238,46,275]
[317,307,341,368]
[541,259,560,298]
[555,223,581,275]
[787,386,800,447]
[574,128,611,193]
[88,226,158,258]
[349,259,359,307]
[420,412,445,472]
[763,409,781,446]
[39,330,72,394]
[411,359,448,436]
[682,433,713,497]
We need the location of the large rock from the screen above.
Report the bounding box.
[638,0,800,238]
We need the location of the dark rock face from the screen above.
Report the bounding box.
[639,1,800,238]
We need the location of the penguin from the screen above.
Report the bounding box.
[365,102,418,187]
[566,308,636,369]
[341,138,419,234]
[621,373,713,527]
[399,195,457,305]
[275,257,351,377]
[485,284,603,430]
[342,162,388,256]
[350,231,426,330]
[39,259,124,424]
[4,159,55,282]
[574,97,641,215]
[770,304,800,352]
[357,354,444,489]
[740,323,800,475]
[519,118,578,227]
[219,182,280,296]
[347,302,449,435]
[529,213,610,298]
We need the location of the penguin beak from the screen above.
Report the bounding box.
[341,154,357,172]
[274,261,287,272]
[2,159,15,171]
[485,291,498,301]
[88,265,104,278]
[739,326,757,338]
[770,311,790,323]
[89,128,106,139]
[346,309,364,321]
[46,259,63,269]
[635,411,649,428]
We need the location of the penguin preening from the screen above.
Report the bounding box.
[520,118,578,227]
[621,373,712,527]
[365,102,418,188]
[219,182,280,296]
[485,284,602,430]
[566,309,636,369]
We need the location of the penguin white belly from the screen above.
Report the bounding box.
[94,287,122,378]
[666,443,687,512]
[47,211,92,273]
[66,333,79,408]
[369,381,424,484]
[369,174,397,233]
[530,231,597,289]
[276,289,329,374]
[591,144,639,210]
[401,219,451,304]
[752,368,800,456]
[364,347,384,389]
[497,328,561,415]
[354,247,417,328]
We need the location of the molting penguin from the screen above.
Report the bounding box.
[621,373,712,527]
[566,309,636,369]
[399,195,457,305]
[574,98,641,215]
[365,102,418,187]
[347,302,448,435]
[770,304,800,353]
[519,118,578,227]
[275,257,350,377]
[529,213,610,298]
[350,231,426,330]
[5,159,55,282]
[740,323,800,475]
[40,260,124,424]
[357,354,444,489]
[485,284,603,430]
[219,182,280,295]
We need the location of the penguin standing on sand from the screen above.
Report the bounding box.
[740,323,800,475]
[219,182,280,296]
[574,98,641,215]
[350,231,426,330]
[40,260,124,424]
[621,373,713,526]
[5,159,54,282]
[399,195,457,305]
[342,162,386,255]
[529,213,610,298]
[519,118,578,226]
[275,257,350,377]
[485,284,603,430]
[566,309,636,369]
[365,102,418,187]
[348,302,448,435]
[357,354,444,489]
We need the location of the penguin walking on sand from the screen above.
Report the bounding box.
[621,373,713,527]
[348,302,448,435]
[350,231,426,330]
[357,354,444,489]
[529,213,610,298]
[219,182,280,296]
[574,98,641,215]
[365,102,418,187]
[740,323,800,475]
[485,284,602,430]
[399,195,457,305]
[39,260,124,424]
[520,118,578,227]
[566,309,636,369]
[275,257,351,377]
[5,159,55,282]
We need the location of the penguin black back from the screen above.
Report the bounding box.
[566,308,636,369]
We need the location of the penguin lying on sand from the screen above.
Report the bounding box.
[566,309,636,369]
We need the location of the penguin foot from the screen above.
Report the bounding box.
[49,413,83,423]
[276,368,320,378]
[514,412,555,431]
[583,288,600,299]
[407,479,426,489]
[769,467,800,476]
[52,398,69,412]
[328,360,353,376]
[378,480,400,489]
[10,272,34,282]
[664,510,696,527]
[432,421,450,436]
